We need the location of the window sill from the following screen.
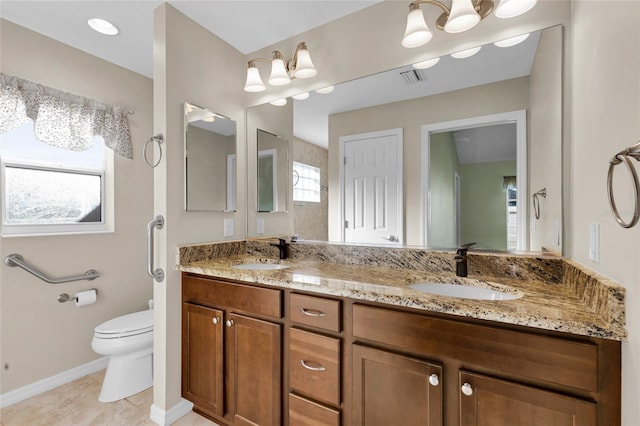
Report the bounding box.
[1,230,116,238]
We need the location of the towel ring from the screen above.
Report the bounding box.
[143,134,164,168]
[607,141,640,228]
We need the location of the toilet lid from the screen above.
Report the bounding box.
[95,309,153,335]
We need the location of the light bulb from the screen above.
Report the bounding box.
[402,6,433,48]
[244,65,266,92]
[444,0,481,33]
[494,0,538,18]
[87,18,119,35]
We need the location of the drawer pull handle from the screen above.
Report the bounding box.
[428,374,439,387]
[226,319,235,327]
[300,308,326,317]
[461,382,473,396]
[300,359,326,372]
[212,317,220,325]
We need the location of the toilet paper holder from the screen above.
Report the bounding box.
[58,288,98,303]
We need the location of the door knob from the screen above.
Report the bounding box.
[381,235,399,242]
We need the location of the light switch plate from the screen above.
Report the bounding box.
[256,218,265,235]
[589,223,599,262]
[224,218,233,237]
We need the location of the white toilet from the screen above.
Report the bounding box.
[91,308,154,402]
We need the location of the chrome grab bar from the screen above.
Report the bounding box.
[4,254,101,284]
[147,215,165,282]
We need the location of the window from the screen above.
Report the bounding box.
[1,121,109,236]
[506,186,517,250]
[293,161,321,203]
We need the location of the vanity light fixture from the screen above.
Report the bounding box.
[451,46,481,59]
[401,0,538,48]
[244,42,317,92]
[315,86,335,94]
[413,57,440,69]
[87,18,119,36]
[494,33,530,47]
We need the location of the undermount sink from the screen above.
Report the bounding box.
[408,282,522,301]
[231,262,288,271]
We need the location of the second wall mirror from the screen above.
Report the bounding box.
[184,102,237,212]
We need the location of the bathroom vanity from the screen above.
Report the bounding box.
[180,241,624,426]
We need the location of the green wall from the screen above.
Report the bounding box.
[459,161,516,250]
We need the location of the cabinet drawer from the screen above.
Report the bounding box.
[289,393,340,426]
[182,274,281,318]
[353,304,598,393]
[289,328,341,406]
[290,293,341,333]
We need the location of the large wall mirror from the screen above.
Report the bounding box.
[246,25,563,254]
[184,102,237,212]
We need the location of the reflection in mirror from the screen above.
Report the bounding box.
[184,102,237,212]
[247,26,562,254]
[257,129,289,212]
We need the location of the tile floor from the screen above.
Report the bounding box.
[0,370,219,426]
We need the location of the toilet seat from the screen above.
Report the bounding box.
[94,309,153,339]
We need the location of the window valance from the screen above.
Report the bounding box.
[0,73,132,159]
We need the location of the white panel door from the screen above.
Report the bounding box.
[341,129,403,244]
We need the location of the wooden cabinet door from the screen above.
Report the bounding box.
[227,312,281,426]
[459,371,597,426]
[182,303,224,417]
[353,345,443,426]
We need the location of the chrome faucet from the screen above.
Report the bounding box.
[455,242,476,277]
[270,238,289,260]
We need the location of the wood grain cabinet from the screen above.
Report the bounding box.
[182,274,282,426]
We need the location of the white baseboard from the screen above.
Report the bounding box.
[0,357,108,409]
[149,398,194,426]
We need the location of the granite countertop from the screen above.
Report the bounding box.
[179,254,626,341]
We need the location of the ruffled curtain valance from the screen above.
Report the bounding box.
[0,73,132,159]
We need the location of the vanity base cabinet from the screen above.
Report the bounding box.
[182,274,283,426]
[352,345,443,426]
[459,371,597,426]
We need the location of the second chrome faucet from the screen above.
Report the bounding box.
[455,242,476,277]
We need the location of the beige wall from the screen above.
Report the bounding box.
[293,138,329,241]
[0,20,153,393]
[328,77,529,244]
[152,4,246,411]
[570,2,640,423]
[529,25,563,252]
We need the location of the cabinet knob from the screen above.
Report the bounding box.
[212,317,220,325]
[461,382,474,396]
[226,319,234,327]
[428,374,439,387]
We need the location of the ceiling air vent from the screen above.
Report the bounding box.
[399,69,427,85]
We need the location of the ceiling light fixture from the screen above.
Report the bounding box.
[401,0,538,48]
[413,57,440,69]
[494,33,530,47]
[244,42,317,92]
[87,18,119,36]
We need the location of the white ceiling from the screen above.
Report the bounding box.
[1,1,540,151]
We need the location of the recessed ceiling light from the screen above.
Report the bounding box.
[451,46,482,59]
[315,86,335,94]
[494,33,530,48]
[413,57,440,69]
[87,18,119,36]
